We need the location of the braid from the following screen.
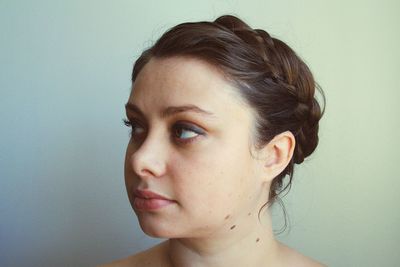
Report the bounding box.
[212,15,325,202]
[132,14,325,212]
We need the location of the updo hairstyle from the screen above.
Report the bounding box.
[131,15,325,207]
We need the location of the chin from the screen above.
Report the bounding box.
[137,215,182,239]
[140,225,169,238]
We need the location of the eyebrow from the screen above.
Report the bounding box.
[125,102,216,119]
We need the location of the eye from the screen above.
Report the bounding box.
[172,122,205,143]
[123,118,205,144]
[123,118,145,138]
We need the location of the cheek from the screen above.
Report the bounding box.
[124,143,136,201]
[124,144,132,178]
[171,143,255,216]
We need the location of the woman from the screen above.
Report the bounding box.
[103,15,325,267]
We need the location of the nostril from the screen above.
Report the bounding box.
[130,152,166,179]
[127,133,167,179]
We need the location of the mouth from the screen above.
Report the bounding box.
[133,189,175,211]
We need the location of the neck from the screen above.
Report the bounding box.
[166,211,281,267]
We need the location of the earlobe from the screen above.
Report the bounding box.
[262,131,295,182]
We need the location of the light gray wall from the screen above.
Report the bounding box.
[1,0,399,266]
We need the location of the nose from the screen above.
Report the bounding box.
[128,132,167,179]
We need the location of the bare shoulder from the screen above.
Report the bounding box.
[278,242,326,267]
[97,242,170,267]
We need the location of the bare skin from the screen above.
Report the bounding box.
[100,57,325,267]
[99,239,325,267]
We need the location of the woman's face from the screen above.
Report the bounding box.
[124,56,269,238]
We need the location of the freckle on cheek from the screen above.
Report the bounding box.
[224,215,230,220]
[248,212,251,216]
[230,225,236,230]
[256,238,260,242]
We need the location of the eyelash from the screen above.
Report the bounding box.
[122,118,204,144]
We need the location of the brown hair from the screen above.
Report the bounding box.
[131,15,325,212]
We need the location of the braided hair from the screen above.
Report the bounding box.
[132,15,325,212]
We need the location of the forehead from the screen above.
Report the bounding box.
[129,56,249,115]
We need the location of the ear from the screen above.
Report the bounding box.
[259,131,296,183]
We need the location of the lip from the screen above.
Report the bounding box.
[133,189,175,211]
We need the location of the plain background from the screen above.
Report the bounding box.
[1,0,399,266]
